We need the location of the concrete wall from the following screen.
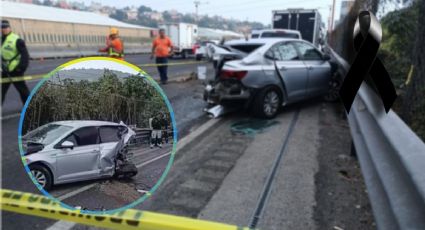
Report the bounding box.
[4,17,154,59]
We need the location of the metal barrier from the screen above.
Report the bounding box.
[329,48,425,229]
[128,128,174,147]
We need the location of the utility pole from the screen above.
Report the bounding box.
[330,0,336,32]
[194,1,208,24]
[194,1,200,23]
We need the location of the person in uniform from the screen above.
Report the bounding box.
[151,28,173,84]
[99,27,124,60]
[1,20,30,104]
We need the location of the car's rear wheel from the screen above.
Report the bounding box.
[252,86,282,119]
[29,164,52,190]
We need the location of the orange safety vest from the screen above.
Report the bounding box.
[107,38,124,60]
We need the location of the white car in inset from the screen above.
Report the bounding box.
[23,120,136,190]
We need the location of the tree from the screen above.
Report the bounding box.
[43,0,53,6]
[110,9,127,21]
[163,11,172,23]
[138,5,153,14]
[403,0,425,139]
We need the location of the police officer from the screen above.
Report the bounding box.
[1,20,30,104]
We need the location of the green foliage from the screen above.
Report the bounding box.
[23,70,169,134]
[379,1,419,87]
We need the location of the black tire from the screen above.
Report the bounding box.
[29,164,53,190]
[252,86,282,119]
[182,51,187,59]
[196,54,202,61]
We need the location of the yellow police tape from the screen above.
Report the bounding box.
[139,61,208,67]
[1,189,251,230]
[0,61,208,84]
[0,74,47,84]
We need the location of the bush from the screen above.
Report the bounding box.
[23,70,169,134]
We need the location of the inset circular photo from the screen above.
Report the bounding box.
[19,57,176,213]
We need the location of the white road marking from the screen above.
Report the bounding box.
[136,151,171,168]
[1,113,20,120]
[56,183,97,201]
[176,118,221,153]
[45,220,76,230]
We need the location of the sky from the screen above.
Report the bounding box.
[62,60,140,75]
[95,0,346,28]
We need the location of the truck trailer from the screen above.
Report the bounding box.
[159,23,198,58]
[272,9,322,47]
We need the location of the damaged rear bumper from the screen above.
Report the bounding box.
[204,80,251,105]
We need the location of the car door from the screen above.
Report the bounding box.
[270,42,309,102]
[98,126,123,176]
[55,126,101,183]
[293,41,331,97]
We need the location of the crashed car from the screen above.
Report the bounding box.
[204,38,342,118]
[22,120,137,190]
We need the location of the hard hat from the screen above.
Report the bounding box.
[110,27,119,35]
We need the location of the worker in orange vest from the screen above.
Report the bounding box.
[99,27,124,60]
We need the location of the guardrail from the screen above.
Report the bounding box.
[329,48,425,229]
[128,128,174,147]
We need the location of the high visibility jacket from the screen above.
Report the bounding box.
[108,38,124,60]
[1,32,21,72]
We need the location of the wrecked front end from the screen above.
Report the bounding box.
[99,125,137,178]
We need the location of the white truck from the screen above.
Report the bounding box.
[272,9,323,47]
[159,23,198,59]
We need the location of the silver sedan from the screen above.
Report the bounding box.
[205,38,341,118]
[22,120,135,190]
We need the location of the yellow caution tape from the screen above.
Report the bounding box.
[139,61,209,67]
[1,61,208,83]
[0,74,47,84]
[1,189,252,230]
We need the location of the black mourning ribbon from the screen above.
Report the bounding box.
[339,11,397,113]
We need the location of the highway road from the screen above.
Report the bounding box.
[1,54,374,229]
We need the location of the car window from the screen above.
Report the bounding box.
[63,134,78,146]
[230,44,264,54]
[261,32,300,39]
[99,126,121,143]
[294,42,322,60]
[71,127,99,146]
[266,43,299,61]
[251,34,260,38]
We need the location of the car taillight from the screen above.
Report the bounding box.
[220,70,248,80]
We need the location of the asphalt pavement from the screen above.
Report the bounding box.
[1,54,372,229]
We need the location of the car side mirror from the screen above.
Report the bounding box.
[60,141,74,149]
[322,54,331,61]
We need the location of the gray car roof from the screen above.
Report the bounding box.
[51,120,122,128]
[225,38,299,45]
